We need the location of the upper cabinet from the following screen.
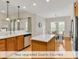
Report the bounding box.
[74,0,78,16]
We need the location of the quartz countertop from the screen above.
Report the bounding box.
[31,34,55,42]
[0,30,31,39]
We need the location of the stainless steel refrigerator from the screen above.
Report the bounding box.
[75,16,78,51]
[71,16,78,51]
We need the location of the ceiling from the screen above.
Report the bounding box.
[0,0,74,18]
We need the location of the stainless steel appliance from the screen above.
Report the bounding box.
[24,34,31,47]
[71,16,78,51]
[75,16,78,51]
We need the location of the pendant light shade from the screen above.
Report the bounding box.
[17,19,20,22]
[6,1,10,21]
[6,17,10,21]
[17,6,20,22]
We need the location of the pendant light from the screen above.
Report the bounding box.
[17,6,20,22]
[6,1,10,21]
[17,6,21,30]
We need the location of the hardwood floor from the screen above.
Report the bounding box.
[55,37,72,51]
[23,45,32,51]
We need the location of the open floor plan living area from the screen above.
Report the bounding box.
[0,0,78,59]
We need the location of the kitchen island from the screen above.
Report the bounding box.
[0,30,31,51]
[31,34,56,51]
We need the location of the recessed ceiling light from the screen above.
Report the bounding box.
[33,3,36,6]
[46,0,50,2]
[23,6,26,9]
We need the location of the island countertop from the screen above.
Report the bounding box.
[0,30,31,39]
[31,34,55,42]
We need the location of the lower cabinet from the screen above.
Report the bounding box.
[0,35,25,51]
[32,37,55,51]
[6,35,24,51]
[16,35,24,51]
[6,37,16,51]
[0,40,6,51]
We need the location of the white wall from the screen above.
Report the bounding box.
[0,13,9,30]
[0,11,72,37]
[11,11,45,36]
[0,11,45,36]
[45,16,71,37]
[31,15,45,36]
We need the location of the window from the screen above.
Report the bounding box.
[51,21,65,33]
[58,22,65,32]
[51,22,56,33]
[26,22,28,31]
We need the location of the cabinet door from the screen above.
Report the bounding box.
[6,37,16,51]
[0,40,6,51]
[47,37,55,51]
[17,35,24,50]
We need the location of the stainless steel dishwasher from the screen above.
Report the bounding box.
[24,34,31,47]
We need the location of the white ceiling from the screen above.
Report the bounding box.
[0,0,74,18]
